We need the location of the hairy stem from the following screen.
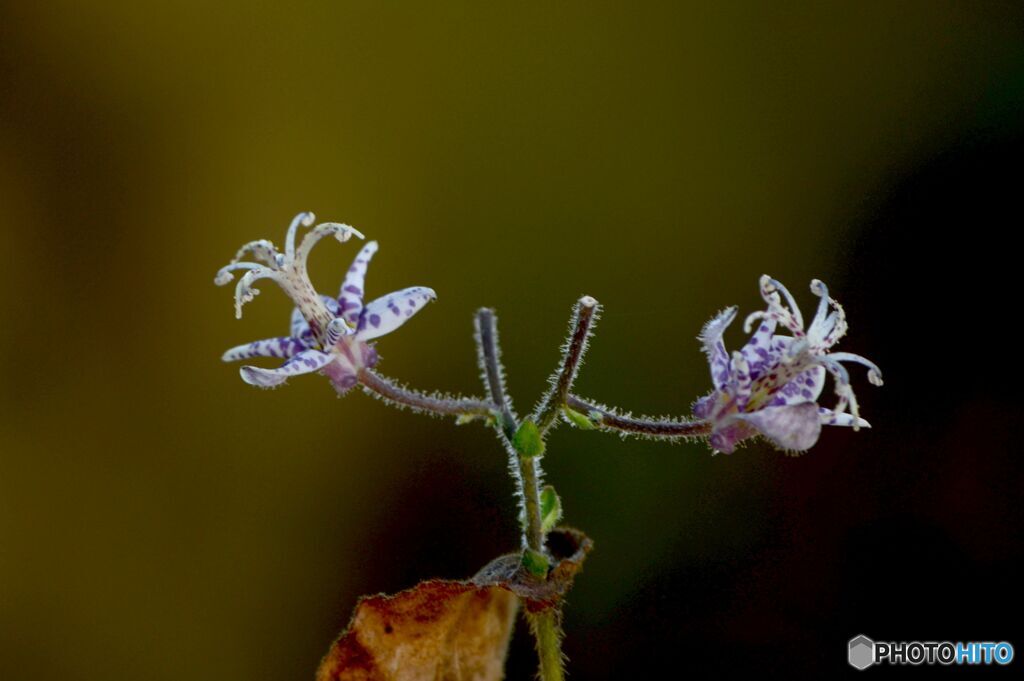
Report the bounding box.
[474,308,563,681]
[474,308,517,439]
[567,394,712,439]
[358,369,495,417]
[534,296,599,434]
[518,446,544,552]
[528,609,566,681]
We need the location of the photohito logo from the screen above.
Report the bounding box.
[848,635,1014,669]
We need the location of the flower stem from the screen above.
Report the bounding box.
[474,308,565,681]
[474,308,517,439]
[566,394,712,439]
[533,296,599,435]
[528,609,566,681]
[518,445,544,552]
[357,369,494,418]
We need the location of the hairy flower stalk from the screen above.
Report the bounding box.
[533,296,599,434]
[215,213,882,681]
[565,394,712,439]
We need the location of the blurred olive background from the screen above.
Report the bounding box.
[3,2,1024,679]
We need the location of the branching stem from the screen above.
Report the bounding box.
[474,308,563,681]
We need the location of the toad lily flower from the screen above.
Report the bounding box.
[215,212,437,392]
[692,275,882,454]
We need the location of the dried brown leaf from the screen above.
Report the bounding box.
[316,581,517,681]
[315,528,592,681]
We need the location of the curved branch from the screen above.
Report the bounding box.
[358,369,494,418]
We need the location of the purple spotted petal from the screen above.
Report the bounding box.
[740,317,778,380]
[338,240,378,325]
[766,365,826,406]
[735,402,822,452]
[239,349,333,388]
[222,336,309,362]
[356,286,437,342]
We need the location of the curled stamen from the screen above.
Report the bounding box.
[233,267,282,319]
[809,279,831,327]
[828,352,884,386]
[763,276,805,329]
[818,356,863,427]
[757,275,805,337]
[215,261,265,286]
[743,310,767,334]
[284,212,316,259]
[807,279,847,350]
[295,222,364,265]
[232,239,283,269]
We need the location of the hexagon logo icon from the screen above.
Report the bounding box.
[848,635,875,670]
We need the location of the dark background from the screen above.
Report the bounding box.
[2,2,1022,679]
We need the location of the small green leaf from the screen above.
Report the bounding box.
[521,548,550,577]
[540,485,563,533]
[512,418,545,458]
[563,406,596,430]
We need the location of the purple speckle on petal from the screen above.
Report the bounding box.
[369,313,381,328]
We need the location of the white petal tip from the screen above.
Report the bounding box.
[214,271,233,286]
[579,295,598,308]
[240,366,287,388]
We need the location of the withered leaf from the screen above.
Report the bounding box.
[316,528,592,680]
[316,580,517,681]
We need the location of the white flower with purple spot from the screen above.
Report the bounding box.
[215,212,437,392]
[692,275,883,454]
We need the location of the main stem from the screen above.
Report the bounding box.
[475,308,564,681]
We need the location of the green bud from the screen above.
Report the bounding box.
[563,406,597,430]
[540,485,563,533]
[512,418,545,458]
